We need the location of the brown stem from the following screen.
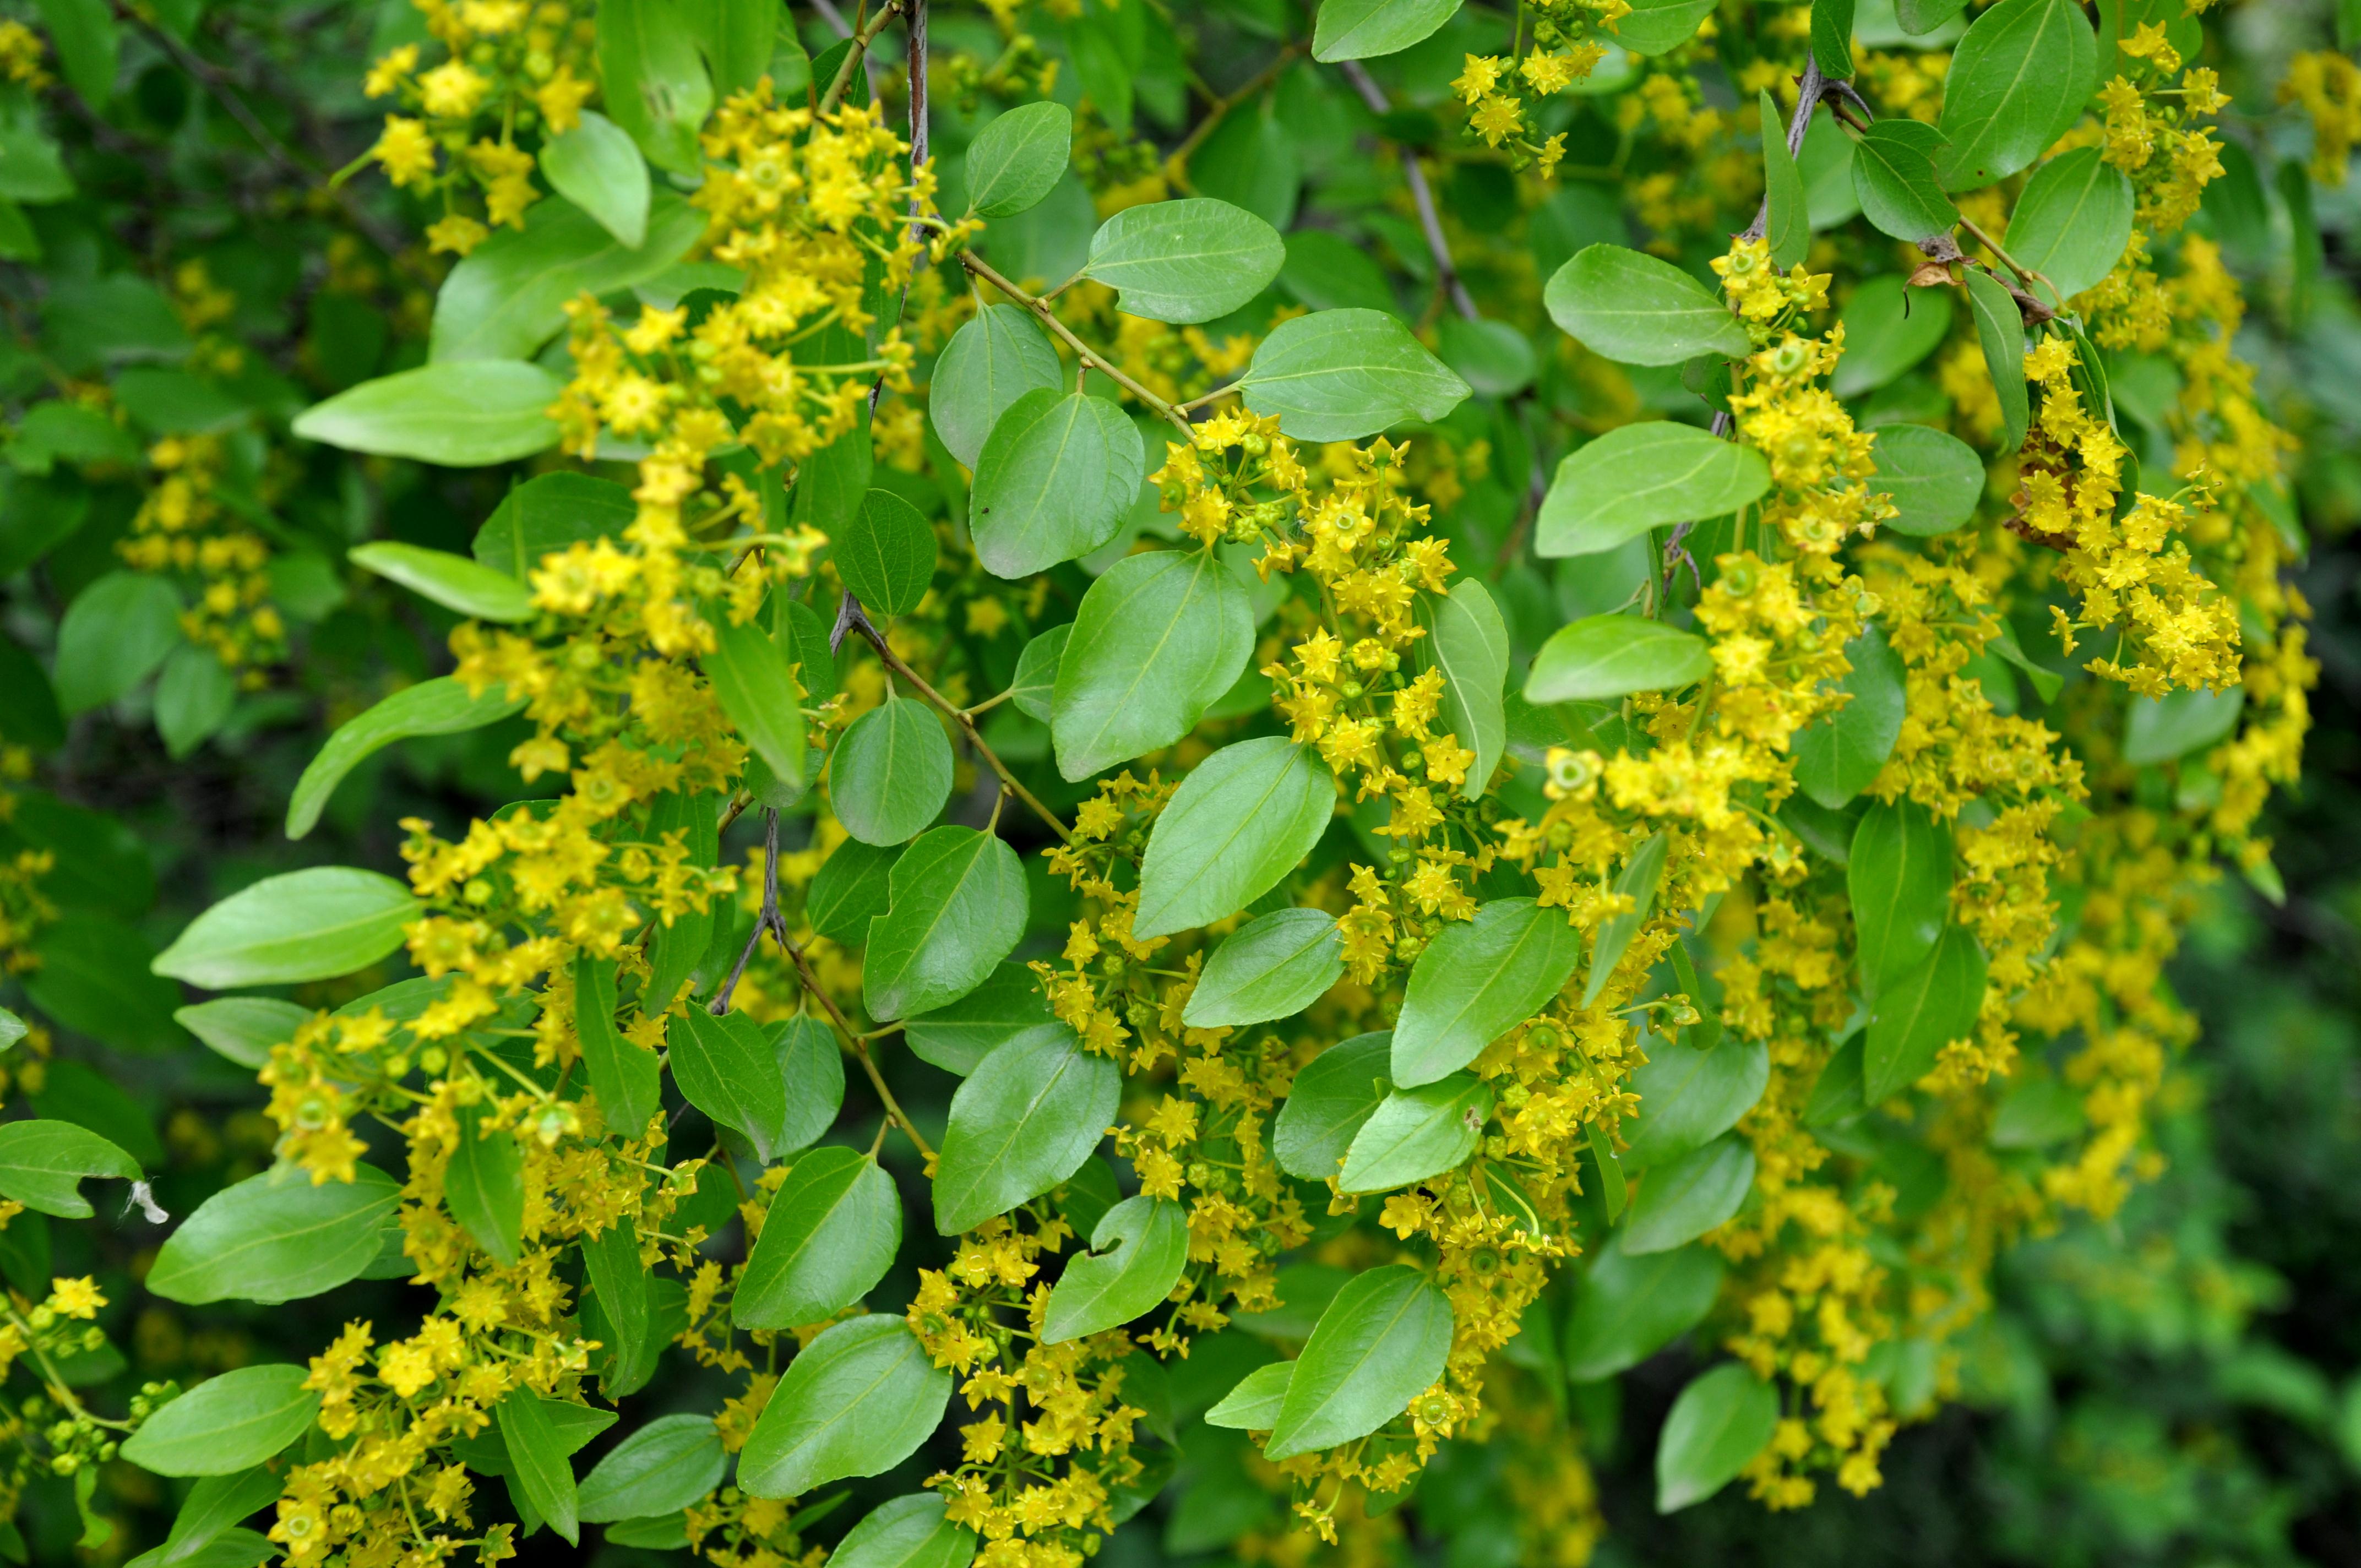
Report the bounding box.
[1741,57,1828,246]
[777,924,935,1162]
[1337,61,1477,321]
[838,595,1078,846]
[1166,44,1303,182]
[1955,213,2063,312]
[818,0,907,116]
[957,250,1193,435]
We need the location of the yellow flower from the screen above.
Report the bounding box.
[47,1276,104,1319]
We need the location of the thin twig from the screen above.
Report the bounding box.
[837,594,1078,846]
[1740,57,1827,246]
[777,926,935,1162]
[818,0,906,116]
[1338,61,1477,320]
[709,810,781,1015]
[958,249,1193,434]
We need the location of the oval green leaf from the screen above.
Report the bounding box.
[1238,308,1473,442]
[1543,244,1750,367]
[905,962,1064,1077]
[1083,197,1283,323]
[1863,923,1987,1102]
[289,677,527,839]
[739,1315,951,1498]
[836,490,938,618]
[862,826,1029,1021]
[831,698,954,847]
[1392,899,1585,1086]
[121,1365,320,1478]
[0,1119,139,1217]
[736,1146,901,1330]
[1183,908,1344,1028]
[1620,1134,1755,1254]
[1564,1239,1727,1382]
[1274,1031,1392,1182]
[1871,422,1985,536]
[1265,1264,1454,1459]
[1051,548,1253,782]
[1792,622,1908,808]
[1337,1073,1493,1193]
[1418,579,1509,800]
[148,1162,402,1305]
[1135,738,1333,940]
[970,388,1147,578]
[1622,1040,1770,1169]
[1526,615,1713,704]
[291,360,565,465]
[1044,1194,1190,1342]
[2005,146,2134,306]
[933,1027,1119,1235]
[154,867,418,988]
[578,1414,726,1523]
[1655,1362,1778,1512]
[703,613,809,794]
[965,101,1073,219]
[830,1494,978,1568]
[1848,798,1953,994]
[672,1008,791,1162]
[1539,421,1772,559]
[928,304,1064,471]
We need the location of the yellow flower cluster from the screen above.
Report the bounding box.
[2282,48,2361,183]
[1446,0,1635,178]
[361,0,599,253]
[0,18,48,88]
[117,434,285,673]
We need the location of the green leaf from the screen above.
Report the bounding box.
[32,0,117,105]
[1963,267,2030,451]
[1082,198,1283,323]
[966,101,1074,218]
[1935,0,2096,192]
[1870,422,1984,536]
[10,400,142,473]
[1540,422,1771,559]
[133,1466,285,1568]
[830,698,953,847]
[1655,1363,1778,1512]
[174,997,308,1070]
[541,111,653,248]
[292,361,564,465]
[52,571,180,715]
[1205,1362,1294,1429]
[1239,308,1472,442]
[1135,738,1333,939]
[580,1221,651,1397]
[154,868,417,988]
[673,1009,791,1162]
[1183,910,1344,1028]
[121,1366,319,1478]
[1437,315,1536,398]
[1563,1239,1727,1381]
[970,389,1147,578]
[863,826,1029,1021]
[1392,899,1585,1086]
[1793,623,1907,807]
[1312,0,1462,60]
[1010,625,1068,723]
[932,1024,1118,1233]
[597,0,714,174]
[1265,1264,1454,1459]
[576,954,661,1135]
[1274,1032,1392,1181]
[1621,1134,1755,1254]
[906,962,1064,1076]
[148,1163,402,1305]
[1831,275,1955,398]
[0,1120,139,1218]
[1848,798,1952,994]
[26,916,184,1053]
[445,1104,525,1267]
[2123,684,2244,765]
[1417,579,1510,801]
[1045,1194,1190,1342]
[1279,229,1400,315]
[1617,0,1718,53]
[474,472,635,577]
[1850,119,1959,242]
[498,1390,581,1545]
[837,489,939,617]
[349,542,536,623]
[1760,89,1810,271]
[928,306,1064,471]
[1583,830,1670,1008]
[740,1315,951,1498]
[807,838,900,945]
[1338,1074,1493,1193]
[1863,924,1987,1101]
[1526,616,1713,704]
[578,1414,727,1523]
[704,613,809,794]
[432,192,704,363]
[155,645,237,759]
[770,1017,847,1154]
[830,1494,978,1568]
[1051,548,1253,781]
[1622,1041,1770,1168]
[736,1146,901,1329]
[2005,147,2134,307]
[1543,244,1751,367]
[1810,0,1856,78]
[0,123,73,204]
[642,790,720,1011]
